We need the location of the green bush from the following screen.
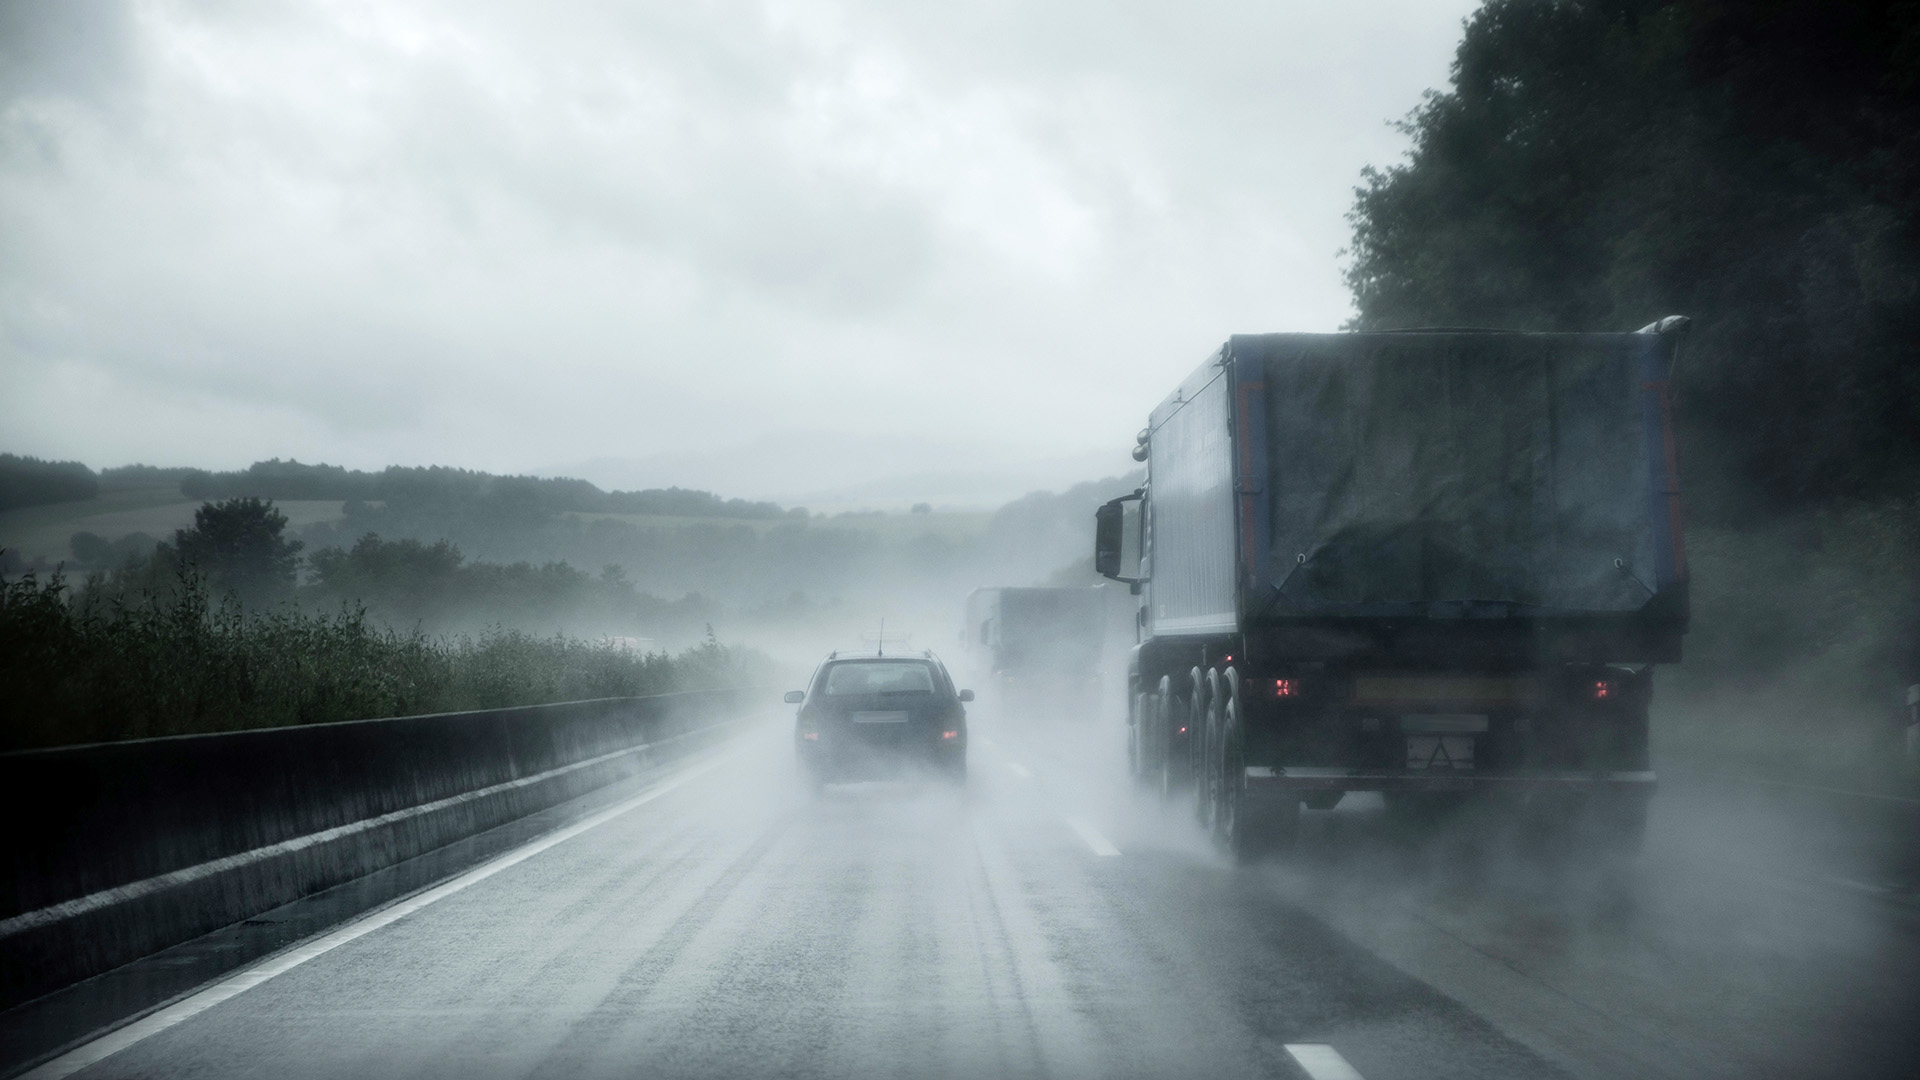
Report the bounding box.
[0,566,761,751]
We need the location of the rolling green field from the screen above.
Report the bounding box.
[0,483,348,566]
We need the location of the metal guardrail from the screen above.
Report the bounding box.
[0,689,752,1009]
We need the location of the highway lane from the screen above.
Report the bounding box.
[28,710,1920,1080]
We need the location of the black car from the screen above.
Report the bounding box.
[786,652,973,789]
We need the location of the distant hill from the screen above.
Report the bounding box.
[178,459,794,520]
[0,454,99,511]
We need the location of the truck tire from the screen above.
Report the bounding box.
[1196,669,1223,831]
[1156,679,1189,801]
[1127,691,1149,787]
[1188,668,1211,825]
[1208,668,1236,843]
[1217,686,1298,863]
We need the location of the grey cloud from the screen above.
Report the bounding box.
[0,0,1480,493]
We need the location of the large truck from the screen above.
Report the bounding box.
[964,586,1115,717]
[1096,321,1690,859]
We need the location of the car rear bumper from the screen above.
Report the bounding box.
[799,736,963,778]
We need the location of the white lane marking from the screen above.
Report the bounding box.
[1285,1043,1367,1080]
[21,749,739,1080]
[1006,762,1033,780]
[1064,817,1120,857]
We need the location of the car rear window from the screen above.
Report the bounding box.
[823,662,937,695]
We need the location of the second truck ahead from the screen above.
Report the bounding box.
[964,586,1114,717]
[1097,321,1690,859]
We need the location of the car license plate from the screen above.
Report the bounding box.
[852,711,909,724]
[1407,735,1474,770]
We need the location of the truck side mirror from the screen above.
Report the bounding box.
[1095,501,1124,578]
[1094,492,1146,583]
[784,690,805,704]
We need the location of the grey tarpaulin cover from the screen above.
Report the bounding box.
[1255,332,1668,615]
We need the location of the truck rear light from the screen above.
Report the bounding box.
[1591,680,1612,700]
[801,731,819,741]
[941,730,959,740]
[1274,678,1295,697]
[1177,725,1188,734]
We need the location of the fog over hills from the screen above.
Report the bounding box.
[549,432,1124,512]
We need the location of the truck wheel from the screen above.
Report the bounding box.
[1127,691,1148,786]
[1195,669,1221,831]
[1157,686,1189,801]
[1186,670,1208,823]
[1218,701,1297,863]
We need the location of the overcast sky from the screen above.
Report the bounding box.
[0,0,1478,505]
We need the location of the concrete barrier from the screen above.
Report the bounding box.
[0,689,746,1009]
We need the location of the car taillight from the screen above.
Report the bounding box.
[941,730,959,740]
[1176,725,1187,734]
[801,731,818,741]
[1274,678,1295,697]
[1591,680,1612,701]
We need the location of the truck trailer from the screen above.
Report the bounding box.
[1095,320,1690,859]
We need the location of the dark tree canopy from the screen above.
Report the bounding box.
[1345,0,1920,521]
[178,459,789,520]
[0,454,99,511]
[173,497,304,605]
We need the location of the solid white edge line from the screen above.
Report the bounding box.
[20,747,740,1080]
[1284,1043,1367,1080]
[1063,817,1120,858]
[1006,762,1033,779]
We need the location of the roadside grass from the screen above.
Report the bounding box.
[0,568,762,751]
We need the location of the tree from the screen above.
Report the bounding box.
[0,454,99,510]
[173,498,303,605]
[1344,0,1920,523]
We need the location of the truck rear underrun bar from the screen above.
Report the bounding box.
[1243,768,1656,793]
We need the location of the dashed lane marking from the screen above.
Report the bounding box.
[1006,762,1034,780]
[1284,1043,1366,1080]
[19,748,743,1080]
[1064,817,1120,857]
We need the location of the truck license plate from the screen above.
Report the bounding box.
[1407,735,1474,770]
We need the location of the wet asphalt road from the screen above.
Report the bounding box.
[27,712,1920,1080]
